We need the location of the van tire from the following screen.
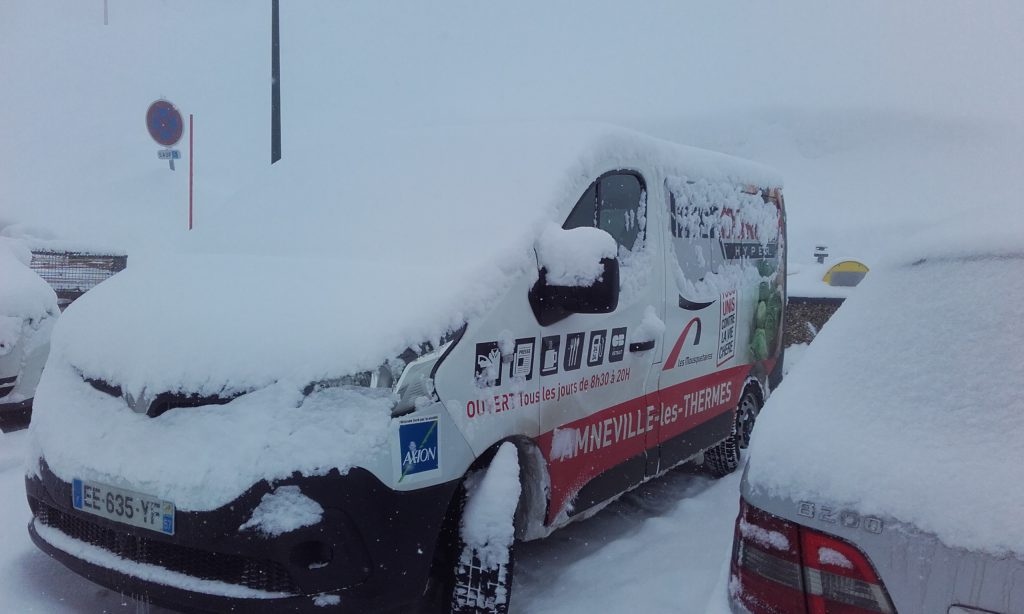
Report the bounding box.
[450,541,516,614]
[449,443,521,614]
[702,386,761,478]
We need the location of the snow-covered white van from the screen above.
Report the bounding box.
[25,124,785,613]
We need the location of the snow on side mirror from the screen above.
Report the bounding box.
[529,225,620,326]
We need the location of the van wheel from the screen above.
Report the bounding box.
[702,387,761,478]
[450,443,521,614]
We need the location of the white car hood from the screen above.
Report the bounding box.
[52,254,510,397]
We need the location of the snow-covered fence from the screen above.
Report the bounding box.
[29,251,127,308]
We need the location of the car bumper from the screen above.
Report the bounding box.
[26,459,460,613]
[0,397,32,431]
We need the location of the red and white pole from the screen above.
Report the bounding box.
[188,114,194,230]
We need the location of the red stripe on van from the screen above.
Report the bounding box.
[537,365,750,523]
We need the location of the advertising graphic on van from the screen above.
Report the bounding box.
[587,330,607,367]
[511,338,536,381]
[609,327,626,362]
[474,341,503,387]
[564,332,585,371]
[540,335,560,376]
[664,317,704,371]
[472,328,632,383]
[717,289,738,366]
[398,415,440,482]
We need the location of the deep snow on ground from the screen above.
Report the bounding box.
[515,467,741,614]
[0,430,175,614]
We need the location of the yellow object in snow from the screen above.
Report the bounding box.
[823,260,869,287]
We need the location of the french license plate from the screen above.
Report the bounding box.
[72,478,175,535]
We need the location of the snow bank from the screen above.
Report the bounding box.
[460,442,521,570]
[0,225,124,256]
[239,486,324,537]
[536,224,616,287]
[747,253,1024,557]
[786,261,860,300]
[0,239,58,321]
[29,361,394,511]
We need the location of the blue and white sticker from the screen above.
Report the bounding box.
[398,415,441,483]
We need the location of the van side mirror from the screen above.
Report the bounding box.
[529,257,620,327]
[529,225,620,326]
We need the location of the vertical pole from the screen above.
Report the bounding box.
[103,0,108,25]
[271,0,281,164]
[189,114,194,230]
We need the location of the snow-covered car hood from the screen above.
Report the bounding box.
[30,358,396,511]
[52,254,501,398]
[746,251,1024,558]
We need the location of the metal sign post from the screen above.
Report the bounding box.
[271,0,281,164]
[145,100,194,230]
[146,100,184,170]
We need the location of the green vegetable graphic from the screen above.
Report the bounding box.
[750,328,769,361]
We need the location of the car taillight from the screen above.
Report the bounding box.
[730,499,895,614]
[731,500,806,614]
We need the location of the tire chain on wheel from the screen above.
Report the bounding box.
[451,548,514,614]
[449,442,521,614]
[702,386,761,478]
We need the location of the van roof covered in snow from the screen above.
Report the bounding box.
[187,121,782,261]
[52,123,780,398]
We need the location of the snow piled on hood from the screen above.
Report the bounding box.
[0,238,58,321]
[746,249,1024,557]
[30,359,394,511]
[55,254,481,397]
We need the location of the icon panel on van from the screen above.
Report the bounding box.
[587,330,607,367]
[510,338,536,381]
[564,333,585,371]
[474,342,502,387]
[540,335,560,376]
[609,327,627,362]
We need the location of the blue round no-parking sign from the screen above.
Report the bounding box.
[146,100,183,147]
